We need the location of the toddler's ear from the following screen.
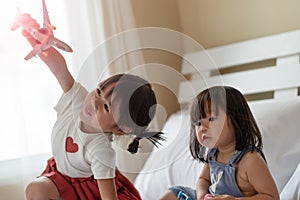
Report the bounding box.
[120,126,133,134]
[114,126,132,135]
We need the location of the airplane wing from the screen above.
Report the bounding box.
[24,45,43,60]
[52,37,73,52]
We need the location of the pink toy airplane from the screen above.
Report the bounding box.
[11,0,73,60]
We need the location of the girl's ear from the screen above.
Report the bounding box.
[113,126,132,135]
[121,126,133,134]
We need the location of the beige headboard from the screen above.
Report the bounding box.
[178,29,300,105]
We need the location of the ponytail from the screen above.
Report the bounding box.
[127,132,166,154]
[127,137,141,154]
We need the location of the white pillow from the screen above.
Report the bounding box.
[134,111,204,200]
[249,99,300,192]
[280,163,300,200]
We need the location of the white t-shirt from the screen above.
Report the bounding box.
[51,82,116,179]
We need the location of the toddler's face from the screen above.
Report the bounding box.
[80,82,120,134]
[194,105,235,149]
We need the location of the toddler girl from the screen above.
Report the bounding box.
[161,86,279,200]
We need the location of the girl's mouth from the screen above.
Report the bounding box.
[202,135,211,141]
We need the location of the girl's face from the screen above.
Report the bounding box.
[194,104,235,149]
[80,82,120,134]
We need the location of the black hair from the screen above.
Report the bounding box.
[100,73,165,154]
[127,132,165,154]
[189,86,262,162]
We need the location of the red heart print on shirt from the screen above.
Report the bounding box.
[65,136,78,153]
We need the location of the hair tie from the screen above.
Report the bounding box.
[127,137,141,154]
[127,132,166,154]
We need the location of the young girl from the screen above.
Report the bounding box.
[20,15,164,200]
[160,86,279,200]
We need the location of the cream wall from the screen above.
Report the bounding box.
[132,0,183,118]
[177,0,300,49]
[132,0,300,117]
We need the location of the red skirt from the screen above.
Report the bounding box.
[41,157,141,200]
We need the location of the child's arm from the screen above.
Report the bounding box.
[239,152,280,200]
[196,163,211,200]
[21,14,74,93]
[209,152,280,200]
[97,179,117,200]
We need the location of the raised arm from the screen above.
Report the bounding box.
[21,14,74,93]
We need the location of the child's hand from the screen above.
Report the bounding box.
[204,194,213,200]
[205,194,235,200]
[20,14,40,47]
[19,14,67,71]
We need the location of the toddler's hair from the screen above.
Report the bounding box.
[100,73,165,154]
[189,86,262,162]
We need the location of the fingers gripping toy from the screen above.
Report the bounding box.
[11,0,73,60]
[204,194,213,200]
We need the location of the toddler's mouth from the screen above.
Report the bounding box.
[202,135,211,141]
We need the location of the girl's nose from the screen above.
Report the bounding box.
[201,121,209,132]
[201,126,208,133]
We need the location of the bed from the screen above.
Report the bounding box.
[133,29,300,199]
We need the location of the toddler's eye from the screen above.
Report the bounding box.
[96,88,101,96]
[209,117,216,122]
[104,104,109,112]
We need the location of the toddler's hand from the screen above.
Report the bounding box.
[17,14,41,47]
[12,13,66,69]
[206,194,235,200]
[204,194,213,200]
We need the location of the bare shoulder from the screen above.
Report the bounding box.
[237,150,269,177]
[236,150,279,199]
[240,150,266,166]
[238,149,274,182]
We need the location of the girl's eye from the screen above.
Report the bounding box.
[209,117,216,122]
[104,104,109,112]
[96,88,101,96]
